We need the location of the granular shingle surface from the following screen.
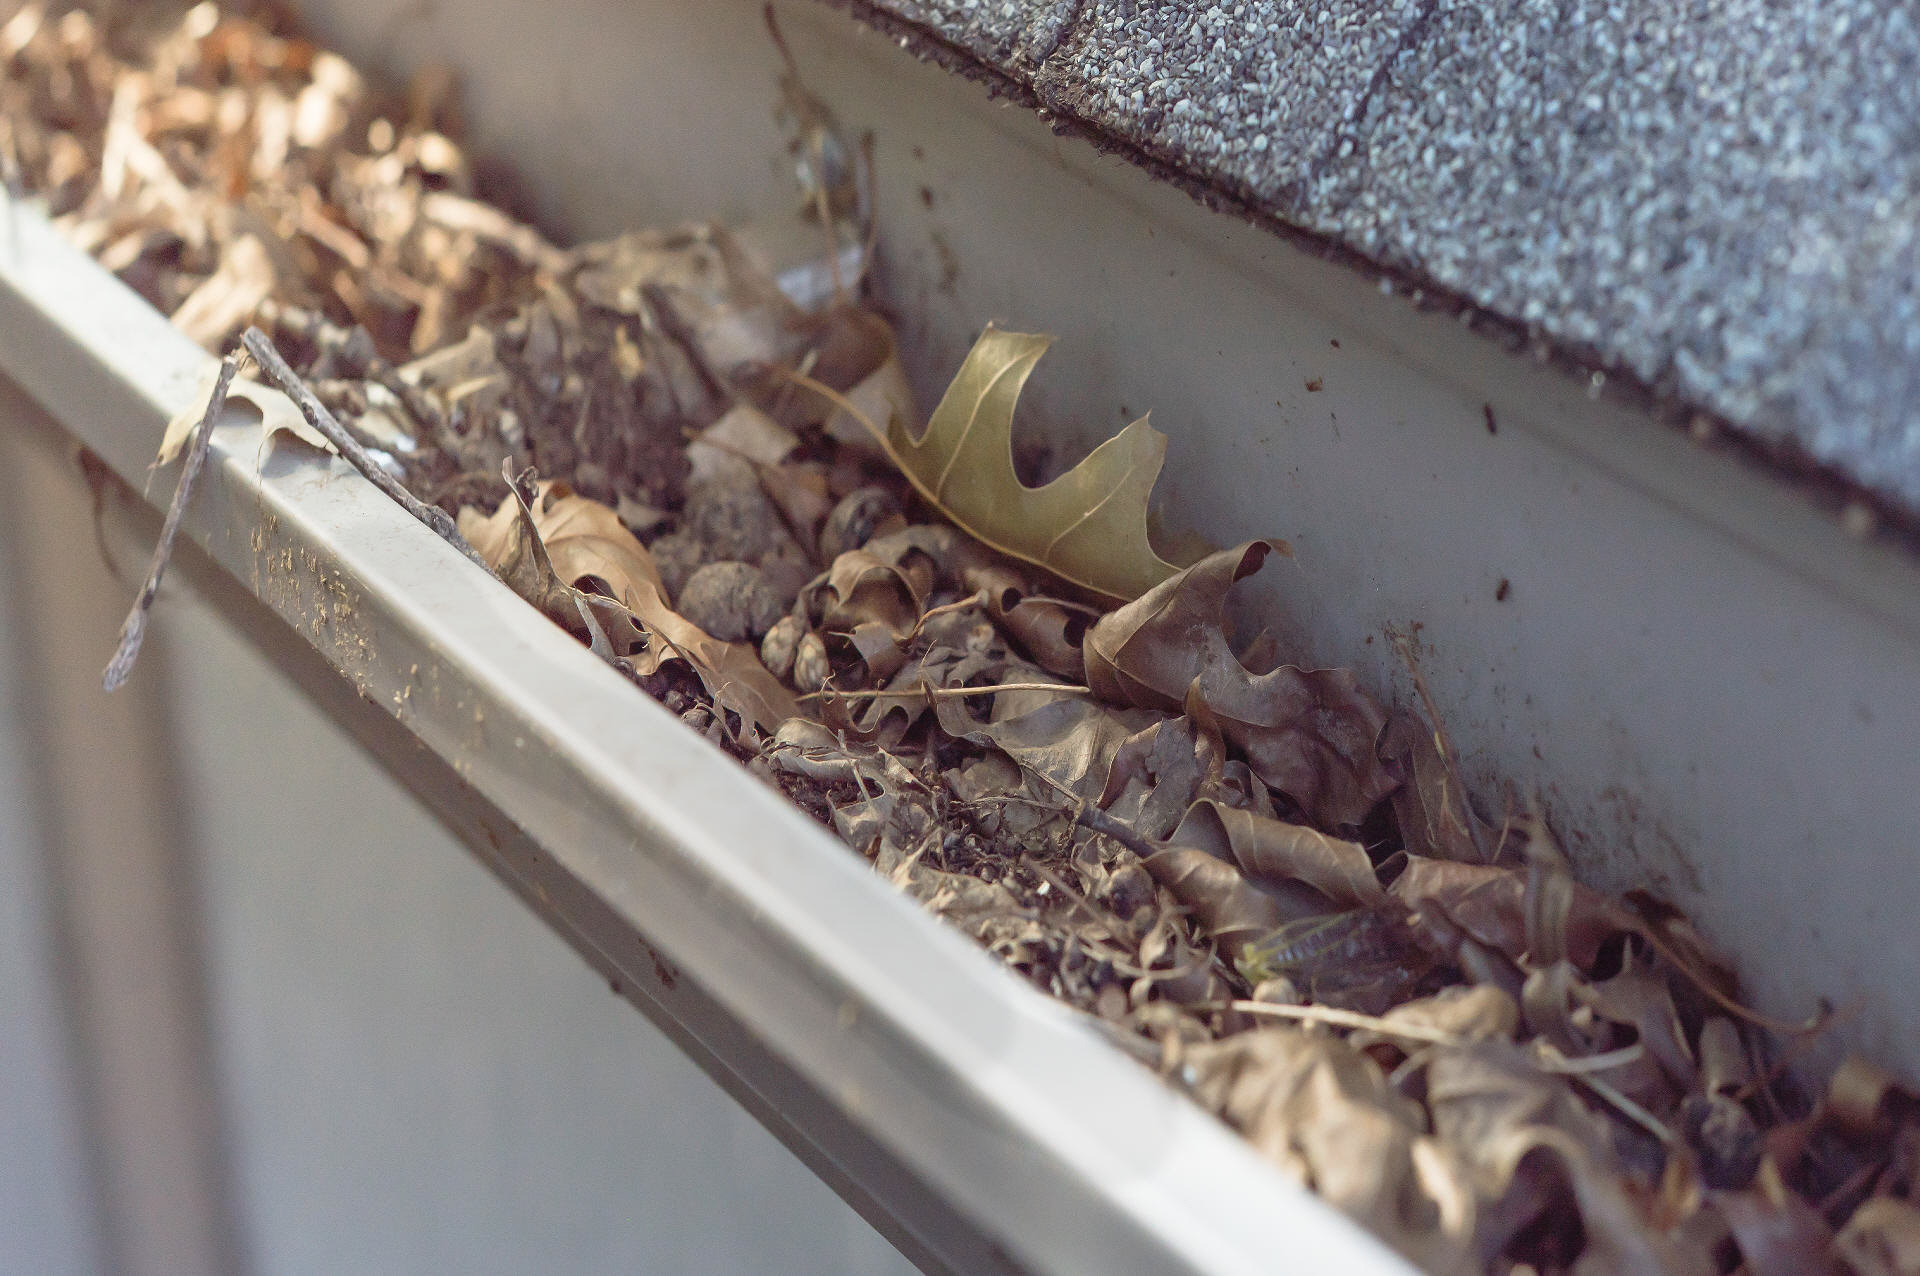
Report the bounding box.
[825,0,1920,521]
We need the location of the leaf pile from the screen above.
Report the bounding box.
[18,6,1920,1272]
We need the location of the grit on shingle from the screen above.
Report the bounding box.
[821,0,1920,521]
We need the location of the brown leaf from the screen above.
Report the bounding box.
[845,323,1187,603]
[1100,717,1218,840]
[171,232,275,346]
[461,481,795,732]
[1184,1027,1476,1271]
[1834,1197,1920,1275]
[1372,985,1521,1048]
[1425,1045,1698,1273]
[1394,855,1625,971]
[1715,1164,1839,1276]
[1160,799,1383,913]
[1381,709,1489,863]
[159,361,327,462]
[962,558,1089,679]
[1086,541,1396,827]
[931,668,1157,803]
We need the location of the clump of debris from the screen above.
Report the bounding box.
[12,3,1920,1271]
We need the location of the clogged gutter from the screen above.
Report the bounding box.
[10,5,1920,1271]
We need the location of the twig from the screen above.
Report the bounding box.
[239,326,490,572]
[798,680,1087,704]
[1229,999,1464,1047]
[1534,1040,1677,1145]
[1071,800,1156,859]
[103,354,240,690]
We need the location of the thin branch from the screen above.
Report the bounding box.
[798,680,1087,704]
[1534,1041,1677,1145]
[103,354,240,691]
[239,326,490,572]
[1071,800,1156,860]
[1229,999,1463,1047]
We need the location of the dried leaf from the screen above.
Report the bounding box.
[1086,541,1396,827]
[1381,709,1488,863]
[856,324,1185,603]
[461,481,795,731]
[1372,985,1519,1047]
[1716,1165,1839,1276]
[170,231,274,346]
[1099,717,1217,840]
[1184,1027,1476,1272]
[1159,798,1383,915]
[159,361,330,462]
[813,309,917,453]
[1834,1197,1920,1275]
[932,670,1156,802]
[1424,1045,1698,1273]
[963,557,1089,679]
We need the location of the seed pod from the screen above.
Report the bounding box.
[817,486,902,563]
[686,478,782,562]
[792,631,831,694]
[760,614,806,681]
[677,561,783,643]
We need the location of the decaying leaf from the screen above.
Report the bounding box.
[1183,1027,1477,1272]
[1137,799,1385,955]
[1086,541,1397,828]
[1835,1197,1920,1274]
[460,480,795,732]
[931,668,1157,802]
[848,323,1186,603]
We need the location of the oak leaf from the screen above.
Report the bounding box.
[159,359,329,463]
[856,323,1185,603]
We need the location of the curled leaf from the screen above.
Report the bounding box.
[1183,1027,1476,1272]
[1137,800,1385,960]
[1162,799,1384,913]
[460,480,796,732]
[963,557,1089,679]
[1393,855,1623,972]
[931,664,1155,802]
[1086,541,1397,828]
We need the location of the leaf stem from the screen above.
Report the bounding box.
[782,366,884,445]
